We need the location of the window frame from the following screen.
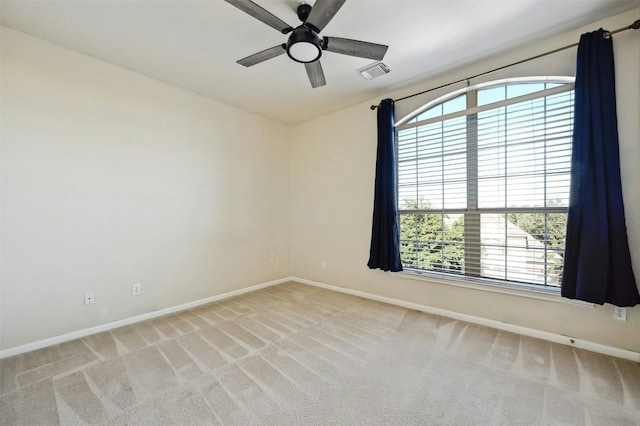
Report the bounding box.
[395,77,575,294]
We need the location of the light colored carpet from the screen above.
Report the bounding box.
[1,282,639,425]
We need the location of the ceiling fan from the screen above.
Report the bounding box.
[224,0,389,88]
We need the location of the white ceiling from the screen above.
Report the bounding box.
[1,0,639,124]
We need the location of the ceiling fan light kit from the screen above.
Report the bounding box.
[286,27,323,63]
[224,0,389,88]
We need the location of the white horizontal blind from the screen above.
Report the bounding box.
[397,81,574,288]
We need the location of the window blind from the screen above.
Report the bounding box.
[397,81,574,287]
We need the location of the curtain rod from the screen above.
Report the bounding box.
[370,19,640,110]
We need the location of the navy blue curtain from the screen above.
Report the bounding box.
[368,99,403,272]
[561,29,640,306]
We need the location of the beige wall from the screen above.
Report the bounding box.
[291,8,640,353]
[0,27,291,350]
[2,8,639,355]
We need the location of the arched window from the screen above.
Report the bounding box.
[396,78,574,289]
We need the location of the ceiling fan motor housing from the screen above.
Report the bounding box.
[286,26,323,63]
[296,4,312,23]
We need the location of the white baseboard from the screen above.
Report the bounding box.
[290,276,640,363]
[0,278,288,360]
[4,276,639,363]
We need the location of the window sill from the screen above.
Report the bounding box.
[397,269,595,307]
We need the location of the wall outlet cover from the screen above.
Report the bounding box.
[613,306,627,321]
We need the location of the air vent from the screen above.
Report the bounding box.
[358,62,391,80]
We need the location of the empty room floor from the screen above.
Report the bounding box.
[1,282,639,425]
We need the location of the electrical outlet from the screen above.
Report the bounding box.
[84,292,95,305]
[132,284,141,296]
[321,261,327,270]
[613,306,627,321]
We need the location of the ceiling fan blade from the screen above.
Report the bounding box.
[238,45,286,67]
[224,0,293,34]
[305,61,326,88]
[323,37,388,60]
[305,0,346,32]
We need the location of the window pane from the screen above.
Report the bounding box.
[443,95,466,114]
[477,91,573,209]
[417,104,442,121]
[399,213,464,273]
[478,86,505,106]
[417,94,466,121]
[507,83,544,99]
[503,213,566,286]
[398,116,467,210]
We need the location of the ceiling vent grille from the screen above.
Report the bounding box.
[358,62,391,80]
